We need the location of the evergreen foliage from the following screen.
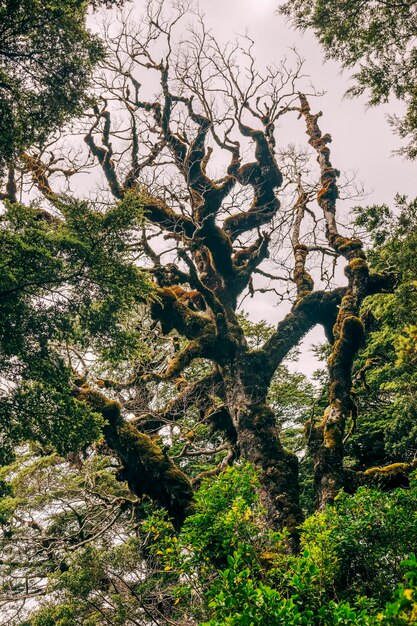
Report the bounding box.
[0,0,111,171]
[3,461,417,624]
[345,196,417,468]
[0,196,151,463]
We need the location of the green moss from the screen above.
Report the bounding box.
[348,257,368,272]
[329,316,364,370]
[78,386,108,412]
[118,424,164,464]
[337,294,356,319]
[78,387,122,425]
[101,400,121,424]
[166,466,188,481]
[294,268,314,295]
[332,236,363,254]
[324,421,342,449]
[364,462,408,477]
[362,462,417,489]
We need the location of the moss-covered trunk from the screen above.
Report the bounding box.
[309,252,369,509]
[221,362,302,550]
[76,385,195,528]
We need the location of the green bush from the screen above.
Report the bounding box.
[22,465,417,625]
[301,480,417,602]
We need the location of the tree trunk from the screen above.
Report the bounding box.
[221,360,303,551]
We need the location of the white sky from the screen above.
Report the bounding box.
[92,0,416,376]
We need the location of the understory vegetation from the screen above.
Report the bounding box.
[2,460,417,624]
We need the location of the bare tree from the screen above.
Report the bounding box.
[10,0,398,548]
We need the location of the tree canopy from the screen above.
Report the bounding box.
[0,0,125,174]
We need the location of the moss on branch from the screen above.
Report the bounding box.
[151,287,215,339]
[76,385,194,528]
[260,288,346,381]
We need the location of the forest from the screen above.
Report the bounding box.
[0,0,417,624]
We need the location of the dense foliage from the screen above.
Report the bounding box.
[2,461,417,624]
[0,0,126,173]
[345,197,417,469]
[0,195,150,464]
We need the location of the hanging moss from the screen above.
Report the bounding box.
[348,257,368,272]
[361,461,417,490]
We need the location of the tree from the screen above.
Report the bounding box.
[0,0,126,176]
[0,0,404,555]
[279,0,417,158]
[3,2,417,622]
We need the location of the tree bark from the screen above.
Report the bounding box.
[75,385,195,529]
[221,358,303,551]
